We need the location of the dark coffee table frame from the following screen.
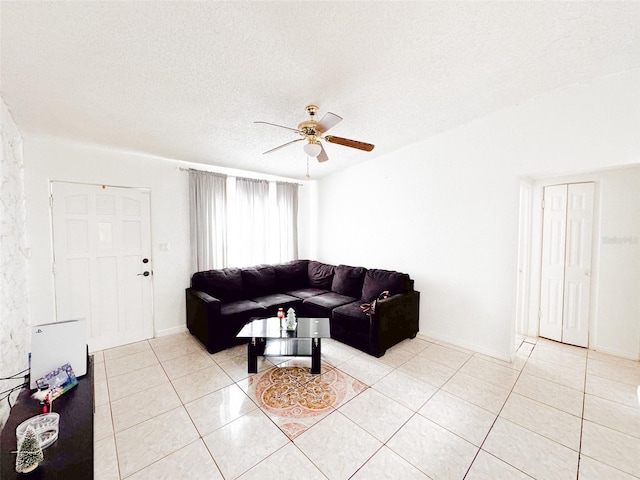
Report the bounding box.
[237,317,330,374]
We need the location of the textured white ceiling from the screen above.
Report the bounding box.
[2,1,640,179]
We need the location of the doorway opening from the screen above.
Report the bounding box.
[515,178,596,348]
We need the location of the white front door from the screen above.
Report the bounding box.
[51,182,154,351]
[539,182,594,347]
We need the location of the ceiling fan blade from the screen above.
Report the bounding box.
[263,138,303,154]
[317,112,343,133]
[254,121,301,133]
[317,143,329,163]
[324,135,375,152]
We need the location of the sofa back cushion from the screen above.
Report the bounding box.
[308,261,335,290]
[274,260,309,291]
[331,264,366,299]
[191,268,244,302]
[241,264,276,298]
[361,269,412,302]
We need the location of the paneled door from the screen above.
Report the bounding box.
[51,182,153,351]
[539,182,594,347]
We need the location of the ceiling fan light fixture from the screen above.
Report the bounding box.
[303,142,322,158]
[256,105,374,168]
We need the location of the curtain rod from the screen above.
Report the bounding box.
[177,167,304,187]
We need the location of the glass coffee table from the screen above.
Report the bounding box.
[236,317,331,374]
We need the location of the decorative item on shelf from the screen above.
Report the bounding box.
[15,425,44,474]
[35,363,78,402]
[31,386,51,413]
[16,412,60,450]
[277,308,285,329]
[285,307,297,331]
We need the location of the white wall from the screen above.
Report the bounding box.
[23,137,192,337]
[22,136,314,339]
[297,180,318,260]
[595,168,640,359]
[316,70,640,360]
[0,99,29,428]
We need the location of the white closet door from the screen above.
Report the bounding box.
[539,182,594,348]
[539,185,568,342]
[562,183,594,347]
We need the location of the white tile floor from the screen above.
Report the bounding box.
[92,332,640,480]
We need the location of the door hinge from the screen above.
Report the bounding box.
[538,309,542,319]
[52,263,56,275]
[49,195,53,208]
[541,199,545,209]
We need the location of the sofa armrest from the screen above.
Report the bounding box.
[186,288,222,352]
[188,289,221,308]
[371,290,420,353]
[186,288,221,320]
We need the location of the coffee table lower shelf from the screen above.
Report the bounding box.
[248,337,323,374]
[237,317,331,375]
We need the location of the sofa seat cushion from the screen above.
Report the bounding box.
[331,301,375,354]
[285,288,328,299]
[331,264,366,299]
[251,293,303,312]
[220,299,266,318]
[332,300,368,319]
[361,269,412,302]
[302,292,357,317]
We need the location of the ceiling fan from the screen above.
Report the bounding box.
[255,105,375,163]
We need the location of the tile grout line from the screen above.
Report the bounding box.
[460,340,536,480]
[111,339,220,479]
[98,335,637,479]
[575,353,589,480]
[345,340,478,478]
[161,339,229,480]
[101,340,155,480]
[341,342,433,479]
[352,341,477,478]
[238,341,431,478]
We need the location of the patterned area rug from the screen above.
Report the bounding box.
[246,365,367,438]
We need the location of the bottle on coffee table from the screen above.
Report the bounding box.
[277,308,284,329]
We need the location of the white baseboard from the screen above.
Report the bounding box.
[590,344,640,361]
[417,331,512,363]
[154,325,188,338]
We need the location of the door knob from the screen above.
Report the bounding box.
[137,271,150,277]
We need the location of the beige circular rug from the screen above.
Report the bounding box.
[249,365,366,438]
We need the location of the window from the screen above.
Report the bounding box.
[189,170,298,271]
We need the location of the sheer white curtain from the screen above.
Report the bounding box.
[189,171,299,270]
[276,181,298,262]
[229,178,270,267]
[189,170,227,273]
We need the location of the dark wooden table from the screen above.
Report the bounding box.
[0,357,94,479]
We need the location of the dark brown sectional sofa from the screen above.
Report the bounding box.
[186,260,420,357]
